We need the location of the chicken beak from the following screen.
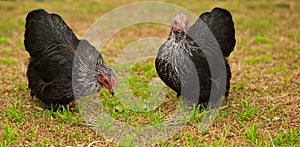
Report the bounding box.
[109,89,114,97]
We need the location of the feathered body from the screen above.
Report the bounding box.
[25,9,116,108]
[155,8,236,107]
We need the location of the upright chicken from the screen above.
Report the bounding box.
[155,7,235,108]
[25,9,117,109]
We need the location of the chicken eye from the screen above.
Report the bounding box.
[104,79,109,84]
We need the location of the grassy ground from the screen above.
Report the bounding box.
[0,0,299,146]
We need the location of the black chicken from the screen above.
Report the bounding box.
[25,9,117,109]
[155,8,235,108]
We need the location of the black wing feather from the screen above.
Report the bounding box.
[27,44,75,105]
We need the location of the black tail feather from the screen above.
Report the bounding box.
[24,9,79,58]
[199,7,236,57]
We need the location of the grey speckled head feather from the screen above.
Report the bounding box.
[72,40,117,98]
